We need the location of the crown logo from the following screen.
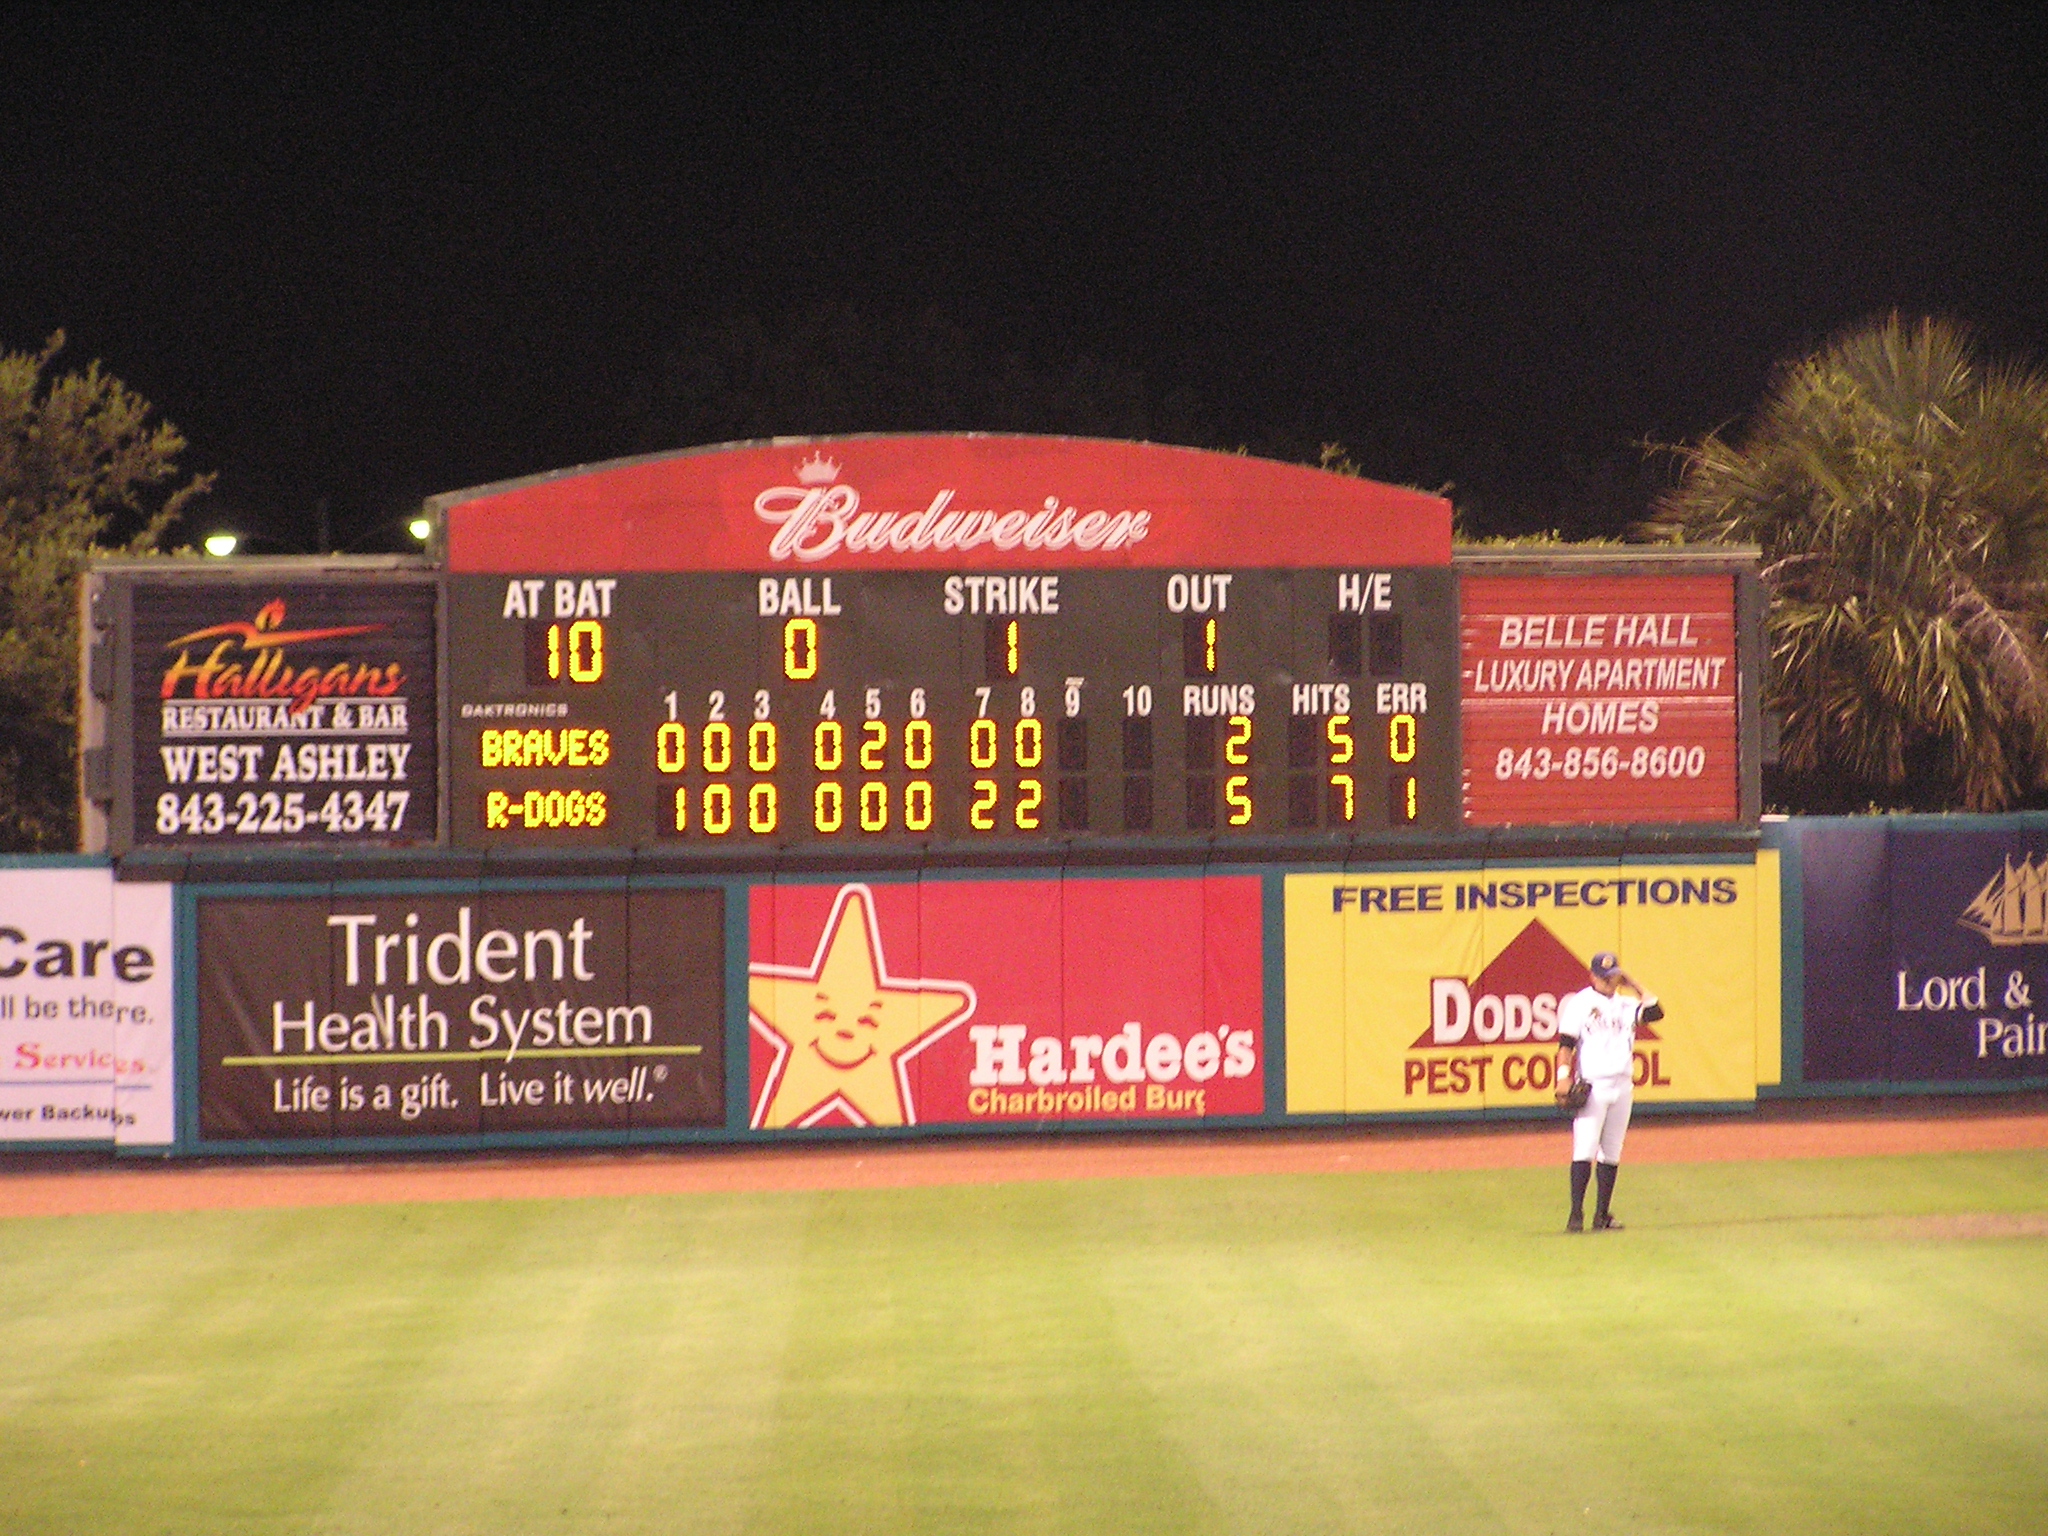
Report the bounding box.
[795,452,842,485]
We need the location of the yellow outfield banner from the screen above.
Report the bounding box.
[1285,857,1780,1115]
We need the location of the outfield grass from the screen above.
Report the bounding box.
[3,1150,2045,1535]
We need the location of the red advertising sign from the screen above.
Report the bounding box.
[1460,573,1739,824]
[747,875,1263,1129]
[439,436,1450,573]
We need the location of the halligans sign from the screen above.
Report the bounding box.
[195,887,723,1141]
[122,578,440,849]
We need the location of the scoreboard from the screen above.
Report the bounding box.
[83,436,1761,857]
[443,567,1461,850]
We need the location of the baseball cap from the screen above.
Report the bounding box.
[1590,952,1622,979]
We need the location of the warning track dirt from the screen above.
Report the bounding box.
[4,1100,2045,1219]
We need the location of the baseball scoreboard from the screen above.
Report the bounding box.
[445,567,1460,849]
[82,436,1761,856]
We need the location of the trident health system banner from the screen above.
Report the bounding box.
[1285,857,1779,1114]
[195,887,724,1141]
[747,875,1264,1130]
[0,863,174,1145]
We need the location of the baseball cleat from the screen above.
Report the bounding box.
[1591,1212,1624,1231]
[1564,1213,1585,1233]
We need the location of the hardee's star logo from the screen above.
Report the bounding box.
[749,885,975,1129]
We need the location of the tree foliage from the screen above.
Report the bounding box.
[0,333,211,849]
[1648,315,2048,811]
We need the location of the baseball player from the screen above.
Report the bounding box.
[1554,951,1662,1232]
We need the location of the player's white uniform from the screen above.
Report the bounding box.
[1556,984,1656,1164]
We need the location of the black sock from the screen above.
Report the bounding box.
[1595,1162,1618,1218]
[1570,1160,1592,1219]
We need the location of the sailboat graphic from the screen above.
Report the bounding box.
[1958,855,2048,944]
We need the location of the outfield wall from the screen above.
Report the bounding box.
[5,816,2046,1155]
[1764,814,2048,1098]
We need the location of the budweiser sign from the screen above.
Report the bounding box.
[437,435,1455,573]
[753,452,1151,562]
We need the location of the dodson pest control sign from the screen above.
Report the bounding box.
[1283,860,1777,1114]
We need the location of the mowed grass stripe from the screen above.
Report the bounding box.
[0,1152,2043,1535]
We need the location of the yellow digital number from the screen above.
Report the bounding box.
[655,722,687,773]
[1389,712,1417,764]
[1225,714,1252,766]
[1225,774,1253,826]
[970,718,999,769]
[748,721,778,772]
[1326,714,1354,765]
[567,620,604,683]
[815,720,843,771]
[1015,778,1042,829]
[1329,772,1355,822]
[814,781,843,833]
[904,719,934,770]
[860,781,889,832]
[971,779,998,830]
[748,782,778,834]
[861,721,888,771]
[905,779,934,831]
[703,722,733,773]
[783,617,818,679]
[703,783,733,835]
[670,786,688,832]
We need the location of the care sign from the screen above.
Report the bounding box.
[1284,858,1779,1113]
[195,887,723,1141]
[0,864,174,1145]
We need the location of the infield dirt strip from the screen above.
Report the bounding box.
[4,1107,2047,1219]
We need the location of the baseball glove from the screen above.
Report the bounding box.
[1557,1077,1591,1115]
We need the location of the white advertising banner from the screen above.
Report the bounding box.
[0,863,175,1146]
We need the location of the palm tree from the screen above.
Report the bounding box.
[1648,315,2048,811]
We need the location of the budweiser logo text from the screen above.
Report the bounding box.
[754,477,1152,562]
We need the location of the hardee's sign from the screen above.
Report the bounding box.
[1283,862,1775,1115]
[1407,919,1668,1099]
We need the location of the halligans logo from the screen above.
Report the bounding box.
[159,599,402,715]
[752,456,1153,562]
[1958,855,2048,945]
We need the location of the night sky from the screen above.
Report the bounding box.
[5,5,2044,550]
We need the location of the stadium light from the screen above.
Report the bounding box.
[203,532,239,558]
